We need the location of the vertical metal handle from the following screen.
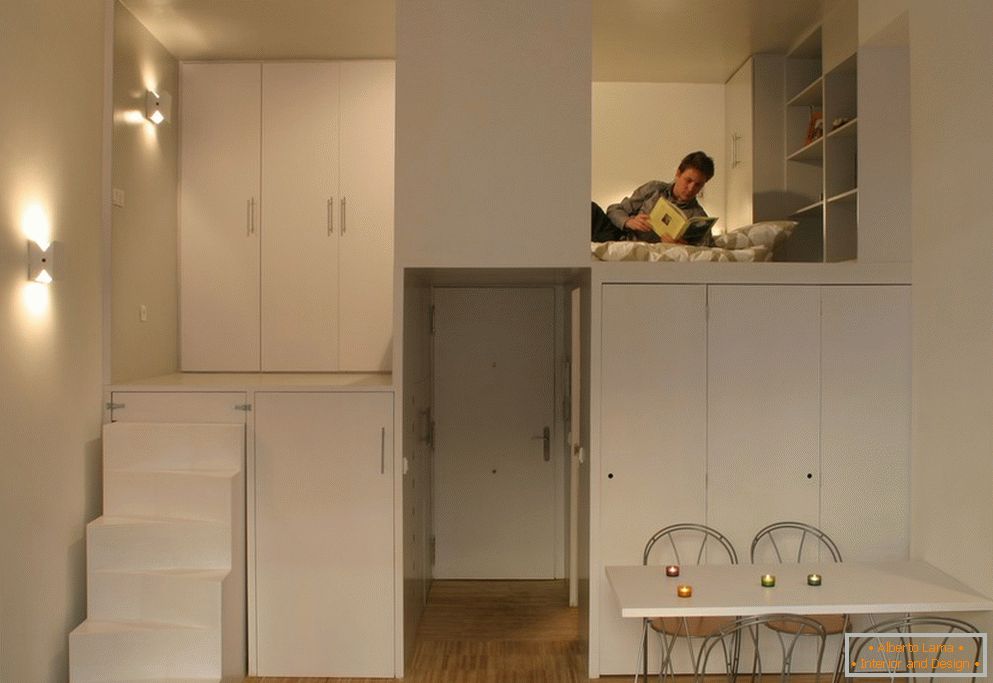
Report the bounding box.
[341,197,347,235]
[327,197,334,235]
[532,426,551,462]
[247,198,252,236]
[380,427,386,474]
[731,132,742,168]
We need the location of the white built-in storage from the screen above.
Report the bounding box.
[781,11,860,262]
[596,283,910,674]
[254,391,395,677]
[180,61,395,372]
[724,54,787,231]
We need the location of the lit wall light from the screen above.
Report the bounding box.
[145,90,171,125]
[28,240,63,283]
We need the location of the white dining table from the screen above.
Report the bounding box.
[606,560,993,619]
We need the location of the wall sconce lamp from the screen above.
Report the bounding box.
[28,240,63,283]
[145,89,172,125]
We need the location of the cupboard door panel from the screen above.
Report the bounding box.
[598,284,708,674]
[180,63,261,371]
[707,286,821,557]
[254,392,394,677]
[338,61,395,371]
[261,63,341,371]
[820,286,910,561]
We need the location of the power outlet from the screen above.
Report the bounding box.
[112,188,125,207]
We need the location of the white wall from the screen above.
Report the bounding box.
[592,82,726,231]
[0,1,106,680]
[908,0,993,635]
[395,0,591,268]
[111,1,180,382]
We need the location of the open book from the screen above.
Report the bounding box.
[648,196,718,243]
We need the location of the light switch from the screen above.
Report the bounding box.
[112,188,125,207]
[139,304,148,322]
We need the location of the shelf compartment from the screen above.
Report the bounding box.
[787,76,824,107]
[787,137,824,162]
[792,200,825,217]
[827,188,858,204]
[826,117,857,138]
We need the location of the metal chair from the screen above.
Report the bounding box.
[636,523,739,682]
[695,613,827,683]
[750,522,848,683]
[848,616,982,683]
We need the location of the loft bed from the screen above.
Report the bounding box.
[592,221,796,263]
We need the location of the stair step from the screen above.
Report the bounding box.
[88,568,227,627]
[103,422,243,472]
[86,516,230,572]
[103,469,239,522]
[69,619,220,681]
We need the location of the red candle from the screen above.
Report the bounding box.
[665,565,680,577]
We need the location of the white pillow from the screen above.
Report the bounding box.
[713,221,797,250]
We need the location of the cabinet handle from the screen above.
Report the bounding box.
[531,426,551,462]
[380,426,386,474]
[341,197,347,235]
[327,197,334,235]
[246,198,252,236]
[731,132,743,168]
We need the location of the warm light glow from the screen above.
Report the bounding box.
[34,269,53,284]
[22,204,51,249]
[22,281,50,317]
[149,108,164,125]
[119,110,147,125]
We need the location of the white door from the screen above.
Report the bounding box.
[432,287,556,579]
[180,63,261,370]
[707,285,821,556]
[261,62,340,371]
[338,60,395,371]
[254,391,394,677]
[725,59,753,230]
[598,284,708,674]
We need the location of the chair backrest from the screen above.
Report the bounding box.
[848,616,982,683]
[643,523,738,567]
[750,521,842,564]
[695,613,827,682]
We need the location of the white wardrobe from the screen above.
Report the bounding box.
[180,61,394,372]
[597,283,911,674]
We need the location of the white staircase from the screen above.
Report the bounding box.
[69,422,245,683]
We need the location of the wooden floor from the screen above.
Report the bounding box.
[245,580,821,682]
[246,579,618,683]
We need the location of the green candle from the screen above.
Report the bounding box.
[761,574,776,587]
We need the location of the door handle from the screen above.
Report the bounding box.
[327,197,334,235]
[531,426,550,462]
[731,132,743,168]
[341,197,347,235]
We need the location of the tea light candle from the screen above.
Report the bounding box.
[807,573,822,586]
[665,565,680,577]
[677,584,692,598]
[760,574,776,587]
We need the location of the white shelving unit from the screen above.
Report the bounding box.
[781,24,859,262]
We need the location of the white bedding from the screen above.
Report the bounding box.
[591,241,771,262]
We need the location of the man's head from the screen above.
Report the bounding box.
[672,151,715,203]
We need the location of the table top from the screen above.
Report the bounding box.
[606,560,993,618]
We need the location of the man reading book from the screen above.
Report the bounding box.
[591,150,715,244]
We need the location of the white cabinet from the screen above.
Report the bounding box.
[181,61,394,372]
[180,63,262,371]
[596,284,910,673]
[598,285,708,674]
[724,55,786,231]
[253,391,394,677]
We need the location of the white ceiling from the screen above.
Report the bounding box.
[121,0,834,83]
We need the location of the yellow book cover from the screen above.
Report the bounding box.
[648,196,718,243]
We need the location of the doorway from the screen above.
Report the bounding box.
[431,286,563,579]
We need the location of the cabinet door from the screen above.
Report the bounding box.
[338,61,395,371]
[725,59,754,230]
[254,391,394,677]
[707,286,821,556]
[261,63,341,371]
[598,285,708,674]
[820,286,910,560]
[180,63,261,370]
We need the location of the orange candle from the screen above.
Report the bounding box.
[677,584,692,598]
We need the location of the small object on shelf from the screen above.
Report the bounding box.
[831,117,851,131]
[665,565,680,577]
[807,573,822,586]
[761,574,776,588]
[805,108,824,145]
[677,584,692,598]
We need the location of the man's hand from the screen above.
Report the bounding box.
[624,213,654,233]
